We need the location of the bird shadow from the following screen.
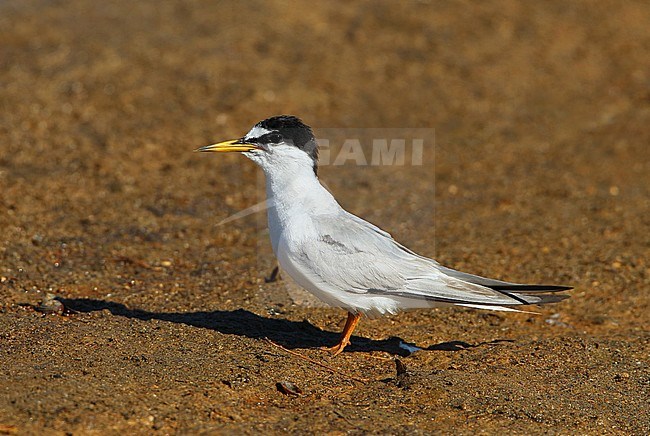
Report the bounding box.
[61,298,514,357]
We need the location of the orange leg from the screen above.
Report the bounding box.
[321,312,361,356]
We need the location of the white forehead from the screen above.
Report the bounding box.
[244,125,272,140]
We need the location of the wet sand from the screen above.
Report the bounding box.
[1,0,649,433]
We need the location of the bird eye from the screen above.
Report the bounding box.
[266,133,283,144]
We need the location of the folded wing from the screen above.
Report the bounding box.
[286,211,570,312]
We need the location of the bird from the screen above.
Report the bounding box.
[197,115,571,356]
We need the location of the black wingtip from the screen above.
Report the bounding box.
[489,284,573,292]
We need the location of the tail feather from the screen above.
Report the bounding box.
[499,291,570,305]
[488,283,571,306]
[438,265,572,305]
[458,303,541,314]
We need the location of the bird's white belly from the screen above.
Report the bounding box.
[269,210,350,309]
[276,245,346,308]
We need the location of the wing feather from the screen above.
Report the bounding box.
[284,211,568,310]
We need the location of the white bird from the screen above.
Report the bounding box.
[198,115,570,355]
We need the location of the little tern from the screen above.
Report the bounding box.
[198,115,571,355]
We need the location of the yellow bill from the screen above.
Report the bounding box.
[195,139,258,153]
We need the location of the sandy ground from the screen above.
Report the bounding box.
[1,0,649,434]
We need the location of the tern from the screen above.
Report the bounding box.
[198,115,571,355]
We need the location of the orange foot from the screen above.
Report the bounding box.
[320,340,350,356]
[321,312,361,357]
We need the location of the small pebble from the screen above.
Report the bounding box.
[35,293,64,315]
[276,381,302,396]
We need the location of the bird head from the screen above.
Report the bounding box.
[197,115,319,175]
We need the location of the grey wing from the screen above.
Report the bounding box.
[288,212,568,309]
[287,212,406,295]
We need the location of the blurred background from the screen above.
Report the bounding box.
[1,0,648,433]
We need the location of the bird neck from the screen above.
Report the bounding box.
[263,162,339,224]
